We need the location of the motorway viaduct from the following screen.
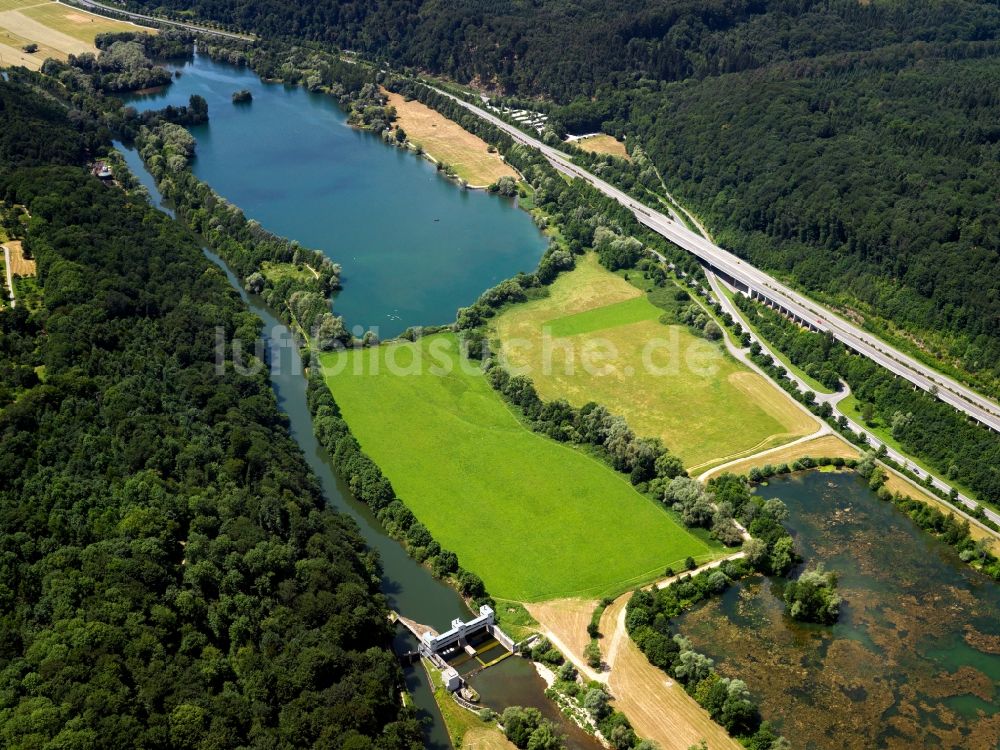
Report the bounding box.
[435,87,1000,436]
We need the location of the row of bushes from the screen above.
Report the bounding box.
[484,363,685,485]
[730,291,1000,515]
[702,282,1000,533]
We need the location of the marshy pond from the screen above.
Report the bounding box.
[678,471,1000,749]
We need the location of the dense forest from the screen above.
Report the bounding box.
[125,0,1000,98]
[127,0,1000,397]
[628,45,1000,395]
[0,81,421,748]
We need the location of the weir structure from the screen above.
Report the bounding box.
[394,605,516,692]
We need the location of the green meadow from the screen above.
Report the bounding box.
[319,333,717,602]
[493,254,818,471]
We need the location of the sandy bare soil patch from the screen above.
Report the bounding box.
[525,597,597,664]
[7,241,35,276]
[599,594,741,750]
[575,133,630,160]
[385,89,518,187]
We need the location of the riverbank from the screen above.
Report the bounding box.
[113,50,996,748]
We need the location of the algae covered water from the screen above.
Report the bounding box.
[678,471,1000,749]
[122,53,548,337]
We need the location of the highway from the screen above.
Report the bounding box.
[704,272,1000,529]
[66,0,254,40]
[435,87,1000,435]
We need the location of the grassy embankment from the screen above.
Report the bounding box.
[574,134,629,160]
[492,253,817,470]
[0,0,148,69]
[424,659,516,750]
[319,332,720,603]
[385,89,519,188]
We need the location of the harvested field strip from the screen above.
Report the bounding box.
[700,433,857,480]
[575,134,630,160]
[7,242,35,276]
[524,598,597,666]
[0,0,149,67]
[384,89,518,187]
[23,2,147,43]
[599,594,741,750]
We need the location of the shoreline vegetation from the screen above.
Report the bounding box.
[131,48,1000,750]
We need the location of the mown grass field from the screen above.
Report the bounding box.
[493,254,817,469]
[319,333,718,602]
[0,0,148,69]
[574,133,630,160]
[384,89,519,187]
[260,260,315,285]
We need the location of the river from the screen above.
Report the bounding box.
[121,52,548,337]
[677,470,1000,749]
[117,57,599,749]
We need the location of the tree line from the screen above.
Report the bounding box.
[124,0,1000,100]
[122,0,1000,401]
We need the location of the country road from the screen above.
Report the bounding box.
[705,271,1000,529]
[435,87,1000,435]
[66,0,254,40]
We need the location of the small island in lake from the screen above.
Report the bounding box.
[784,563,842,624]
[232,89,253,103]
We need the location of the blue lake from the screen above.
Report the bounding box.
[123,53,548,336]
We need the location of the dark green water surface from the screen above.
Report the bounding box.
[677,471,1000,749]
[123,53,548,337]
